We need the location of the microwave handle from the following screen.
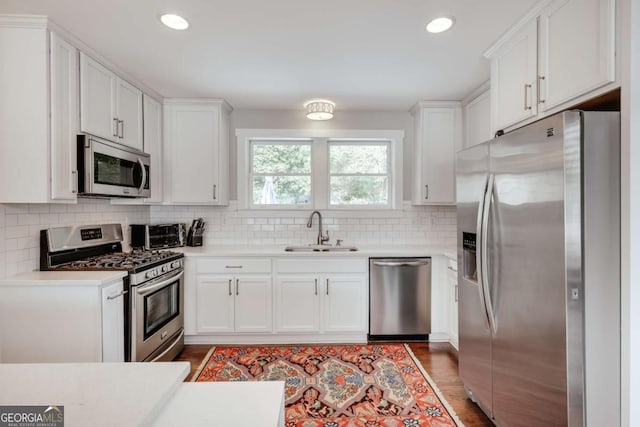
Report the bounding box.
[137,158,147,195]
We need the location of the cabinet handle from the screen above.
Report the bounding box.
[213,184,217,200]
[113,118,119,137]
[118,120,124,138]
[455,284,459,302]
[228,279,232,296]
[236,278,239,296]
[225,266,243,269]
[71,170,78,194]
[425,185,429,200]
[524,84,532,111]
[315,278,318,296]
[107,290,128,300]
[326,278,329,295]
[537,76,546,104]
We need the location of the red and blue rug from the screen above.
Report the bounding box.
[193,343,463,427]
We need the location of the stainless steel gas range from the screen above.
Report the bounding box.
[40,224,184,362]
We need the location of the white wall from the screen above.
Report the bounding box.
[0,200,149,279]
[229,109,414,200]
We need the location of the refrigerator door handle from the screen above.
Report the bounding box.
[476,174,491,328]
[481,174,497,335]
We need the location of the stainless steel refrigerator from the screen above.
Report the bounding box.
[456,111,620,427]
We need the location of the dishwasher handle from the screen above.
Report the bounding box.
[372,261,430,267]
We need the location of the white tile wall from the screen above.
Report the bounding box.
[0,200,149,279]
[150,202,456,248]
[0,200,456,279]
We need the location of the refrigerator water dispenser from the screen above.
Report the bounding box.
[462,232,477,282]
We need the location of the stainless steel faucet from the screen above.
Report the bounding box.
[307,210,329,245]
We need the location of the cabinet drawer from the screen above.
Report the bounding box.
[275,258,367,274]
[197,258,272,274]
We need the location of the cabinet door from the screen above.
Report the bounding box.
[196,276,234,333]
[50,32,79,201]
[165,104,220,204]
[464,90,492,149]
[323,275,366,332]
[143,95,163,203]
[234,275,273,333]
[538,0,615,111]
[491,20,538,131]
[413,107,459,205]
[447,266,459,349]
[80,53,117,141]
[275,275,321,332]
[116,78,143,150]
[101,281,125,362]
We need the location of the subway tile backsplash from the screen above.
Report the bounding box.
[0,200,149,279]
[150,202,456,249]
[0,200,456,279]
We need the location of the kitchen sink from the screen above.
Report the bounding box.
[285,245,358,252]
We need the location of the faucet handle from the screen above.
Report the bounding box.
[336,239,343,247]
[321,230,330,244]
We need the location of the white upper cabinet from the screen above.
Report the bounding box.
[486,0,617,133]
[538,0,615,111]
[50,32,79,201]
[411,102,461,205]
[163,100,232,205]
[116,78,144,150]
[80,53,143,150]
[490,20,538,131]
[143,95,163,203]
[463,85,492,149]
[0,18,78,203]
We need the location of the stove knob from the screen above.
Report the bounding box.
[145,271,151,279]
[161,266,167,273]
[171,261,178,269]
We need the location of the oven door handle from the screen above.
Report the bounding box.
[149,329,185,362]
[136,270,184,296]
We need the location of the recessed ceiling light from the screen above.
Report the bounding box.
[160,14,189,30]
[426,16,455,34]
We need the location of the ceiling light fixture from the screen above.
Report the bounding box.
[160,13,189,30]
[426,16,455,33]
[304,99,336,120]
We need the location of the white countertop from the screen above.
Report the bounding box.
[177,244,456,259]
[0,362,190,427]
[0,271,128,286]
[152,382,285,427]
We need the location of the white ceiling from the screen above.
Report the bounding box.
[0,0,537,110]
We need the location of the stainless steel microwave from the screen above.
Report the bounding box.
[77,135,150,198]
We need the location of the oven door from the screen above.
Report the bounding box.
[131,269,184,362]
[79,135,151,198]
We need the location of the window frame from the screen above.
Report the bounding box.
[327,140,393,209]
[236,129,404,211]
[248,139,313,209]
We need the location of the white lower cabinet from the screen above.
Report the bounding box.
[323,275,366,332]
[275,275,321,333]
[196,275,272,334]
[187,256,368,344]
[447,258,459,349]
[275,273,367,334]
[0,277,125,363]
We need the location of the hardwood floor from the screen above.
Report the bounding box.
[175,342,493,426]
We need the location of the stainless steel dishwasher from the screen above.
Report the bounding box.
[369,258,431,339]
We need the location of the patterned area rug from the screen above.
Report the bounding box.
[193,344,463,427]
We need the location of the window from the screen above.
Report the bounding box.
[250,141,312,207]
[328,141,390,207]
[237,129,403,210]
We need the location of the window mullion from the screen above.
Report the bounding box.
[313,137,329,210]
